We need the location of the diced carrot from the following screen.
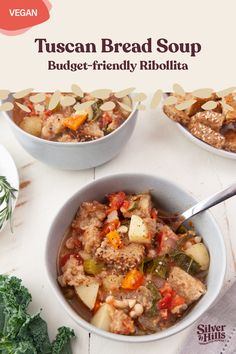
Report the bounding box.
[121,269,144,290]
[63,113,88,131]
[106,230,123,249]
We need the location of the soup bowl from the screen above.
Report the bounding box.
[45,173,226,342]
[3,98,138,170]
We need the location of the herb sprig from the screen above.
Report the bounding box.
[0,176,18,231]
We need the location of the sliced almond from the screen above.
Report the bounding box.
[0,90,10,100]
[175,99,197,111]
[137,103,146,110]
[115,87,135,98]
[221,101,234,112]
[29,93,46,103]
[192,88,213,98]
[0,102,14,112]
[118,101,132,112]
[91,89,112,100]
[173,83,185,96]
[100,101,116,111]
[201,101,218,110]
[60,96,76,107]
[133,92,147,103]
[216,87,236,98]
[15,102,31,113]
[13,88,33,99]
[48,90,61,110]
[164,96,177,106]
[71,84,84,97]
[150,89,163,109]
[74,100,95,111]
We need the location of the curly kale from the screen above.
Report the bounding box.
[0,275,75,354]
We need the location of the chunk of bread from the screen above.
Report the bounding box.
[163,104,190,125]
[168,266,206,305]
[188,121,225,149]
[222,94,236,124]
[191,111,225,131]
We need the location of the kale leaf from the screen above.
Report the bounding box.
[52,327,75,354]
[0,275,75,354]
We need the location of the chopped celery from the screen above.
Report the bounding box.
[84,259,104,275]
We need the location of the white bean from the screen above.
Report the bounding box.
[127,299,136,308]
[194,236,202,243]
[117,225,128,233]
[133,303,144,316]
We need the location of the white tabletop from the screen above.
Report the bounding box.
[0,107,235,354]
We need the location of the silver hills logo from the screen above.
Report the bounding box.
[197,324,226,345]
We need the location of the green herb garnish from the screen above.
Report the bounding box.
[0,176,18,232]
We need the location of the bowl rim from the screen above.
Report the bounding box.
[177,123,236,160]
[45,173,226,343]
[2,98,139,147]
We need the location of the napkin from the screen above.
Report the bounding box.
[179,276,236,354]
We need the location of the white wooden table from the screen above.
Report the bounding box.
[0,107,235,354]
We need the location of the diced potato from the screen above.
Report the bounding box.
[102,275,123,291]
[75,282,99,310]
[91,303,114,331]
[128,215,150,243]
[19,116,42,137]
[185,243,210,270]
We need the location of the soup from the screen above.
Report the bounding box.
[57,192,209,335]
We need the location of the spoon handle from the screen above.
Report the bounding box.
[181,183,236,221]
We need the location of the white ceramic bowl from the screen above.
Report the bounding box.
[176,124,236,160]
[3,101,138,170]
[45,174,226,343]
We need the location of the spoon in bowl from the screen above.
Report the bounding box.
[159,183,236,231]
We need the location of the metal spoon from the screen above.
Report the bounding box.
[160,183,236,231]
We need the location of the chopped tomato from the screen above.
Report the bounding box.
[158,292,172,310]
[121,199,130,210]
[106,230,123,249]
[24,99,36,116]
[158,282,186,311]
[159,282,173,296]
[157,226,179,256]
[60,253,82,268]
[44,109,53,117]
[101,219,120,236]
[151,208,158,220]
[107,191,126,209]
[121,269,144,290]
[171,293,185,309]
[101,112,112,128]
